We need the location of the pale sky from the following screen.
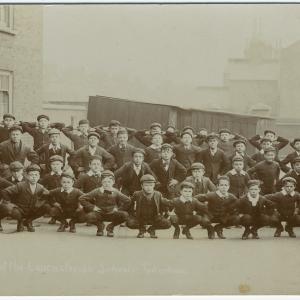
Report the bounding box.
[43,4,300,103]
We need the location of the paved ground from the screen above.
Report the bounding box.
[0,218,300,296]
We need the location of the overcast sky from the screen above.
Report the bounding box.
[43,4,300,103]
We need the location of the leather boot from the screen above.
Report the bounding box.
[57,222,67,232]
[96,222,105,236]
[147,226,157,238]
[214,224,226,239]
[185,228,193,240]
[106,223,114,237]
[69,220,76,233]
[17,220,24,232]
[173,226,180,239]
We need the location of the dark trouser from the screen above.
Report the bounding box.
[50,207,86,224]
[274,214,300,232]
[84,210,129,229]
[241,213,280,231]
[170,214,211,230]
[0,203,48,225]
[209,214,240,232]
[126,215,171,232]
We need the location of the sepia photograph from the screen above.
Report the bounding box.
[0,1,300,296]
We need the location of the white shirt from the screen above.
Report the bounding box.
[229,169,246,176]
[50,171,63,176]
[216,190,229,199]
[88,146,97,156]
[162,159,170,171]
[281,190,295,197]
[179,195,192,203]
[61,188,73,194]
[49,143,61,150]
[133,164,142,176]
[210,148,218,156]
[87,170,102,177]
[12,175,23,182]
[247,193,259,207]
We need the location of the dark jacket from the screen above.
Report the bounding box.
[61,126,89,150]
[280,151,300,170]
[0,140,39,166]
[226,169,250,199]
[74,172,102,193]
[36,143,74,171]
[249,135,289,154]
[21,122,65,150]
[49,188,83,214]
[108,143,137,170]
[196,148,230,183]
[129,190,170,219]
[247,160,280,194]
[144,146,161,164]
[171,197,209,217]
[73,145,115,171]
[185,175,216,195]
[196,191,238,219]
[280,170,300,193]
[39,173,62,190]
[238,194,275,216]
[173,144,201,170]
[0,177,13,195]
[0,126,10,143]
[114,162,156,196]
[2,181,49,214]
[265,191,300,218]
[79,187,131,213]
[228,152,256,170]
[149,158,187,195]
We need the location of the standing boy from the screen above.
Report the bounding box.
[149,143,187,199]
[185,162,216,195]
[247,147,281,195]
[197,133,230,184]
[226,156,250,199]
[114,148,155,196]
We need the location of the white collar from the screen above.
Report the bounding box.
[210,148,218,154]
[296,151,300,156]
[61,187,73,194]
[229,169,246,176]
[216,190,229,198]
[12,175,23,182]
[149,144,161,150]
[247,193,260,206]
[49,143,61,150]
[235,151,244,157]
[87,170,102,177]
[50,171,62,176]
[193,177,202,182]
[179,195,192,203]
[281,190,296,197]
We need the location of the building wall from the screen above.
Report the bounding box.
[0,5,43,121]
[279,41,300,119]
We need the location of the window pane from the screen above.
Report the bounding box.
[0,91,9,115]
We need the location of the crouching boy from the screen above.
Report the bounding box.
[0,164,49,232]
[238,180,277,239]
[126,174,171,238]
[49,172,86,233]
[196,176,240,239]
[265,177,300,238]
[170,181,212,239]
[79,170,130,237]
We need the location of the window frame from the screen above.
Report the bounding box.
[0,70,13,113]
[0,5,16,35]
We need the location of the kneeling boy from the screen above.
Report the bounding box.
[126,174,171,238]
[170,181,212,239]
[79,170,130,237]
[49,172,86,233]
